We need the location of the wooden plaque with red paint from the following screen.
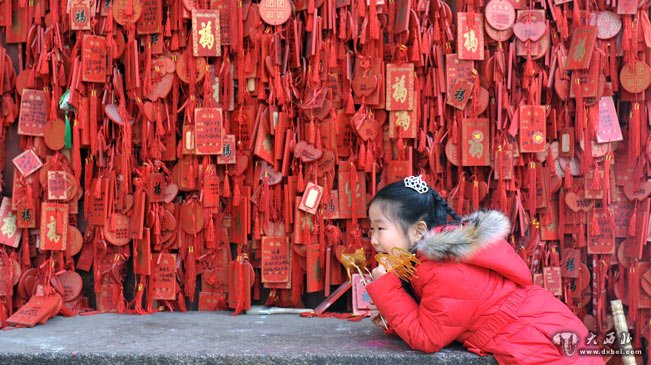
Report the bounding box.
[461,118,490,166]
[385,63,414,111]
[0,197,21,248]
[321,190,340,220]
[40,202,68,251]
[210,0,231,45]
[5,0,28,44]
[70,0,92,30]
[543,267,562,296]
[337,164,367,219]
[306,243,324,293]
[445,54,474,96]
[566,26,597,71]
[137,0,163,34]
[81,35,107,83]
[457,13,484,60]
[12,149,43,177]
[519,105,547,153]
[18,89,49,137]
[134,228,152,275]
[191,9,221,57]
[446,78,474,110]
[194,108,224,155]
[152,253,177,300]
[588,209,615,255]
[6,295,61,328]
[261,236,290,284]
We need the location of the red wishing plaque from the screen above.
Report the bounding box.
[5,0,28,44]
[457,13,485,60]
[337,164,367,219]
[352,273,373,315]
[0,197,21,248]
[619,61,651,94]
[70,0,92,30]
[321,190,340,220]
[566,26,597,71]
[543,267,562,296]
[299,182,324,215]
[152,253,177,300]
[261,236,290,283]
[192,9,221,57]
[617,0,638,15]
[40,202,68,251]
[210,0,231,45]
[47,171,70,201]
[306,244,324,293]
[259,0,291,25]
[388,110,418,139]
[445,54,474,94]
[519,105,547,153]
[217,134,236,164]
[194,108,224,155]
[386,63,414,111]
[385,160,412,184]
[446,78,474,110]
[134,228,152,275]
[0,0,11,28]
[81,35,107,83]
[597,96,623,143]
[137,0,162,34]
[18,89,49,137]
[461,118,490,166]
[12,149,43,177]
[588,209,615,255]
[6,295,62,328]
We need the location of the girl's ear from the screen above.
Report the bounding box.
[411,220,428,243]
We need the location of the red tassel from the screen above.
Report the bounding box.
[308,119,316,145]
[170,32,179,51]
[223,173,231,198]
[297,164,305,192]
[630,103,641,164]
[590,209,600,236]
[185,245,196,299]
[629,206,638,237]
[472,180,479,211]
[591,166,601,191]
[106,5,114,32]
[603,151,612,205]
[359,143,366,168]
[577,219,586,248]
[564,170,573,190]
[346,90,355,114]
[165,10,172,37]
[233,177,241,206]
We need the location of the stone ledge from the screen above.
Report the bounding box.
[0,312,496,365]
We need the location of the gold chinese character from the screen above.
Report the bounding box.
[1,214,17,237]
[468,130,484,159]
[463,29,478,53]
[394,111,410,131]
[199,21,215,49]
[46,216,61,243]
[391,75,407,103]
[572,36,586,63]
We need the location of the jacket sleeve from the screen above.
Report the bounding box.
[366,269,476,353]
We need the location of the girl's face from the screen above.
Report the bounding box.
[368,202,412,254]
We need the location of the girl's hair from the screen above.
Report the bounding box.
[369,180,462,234]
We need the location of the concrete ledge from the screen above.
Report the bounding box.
[0,312,497,365]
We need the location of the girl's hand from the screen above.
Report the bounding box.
[370,310,385,328]
[372,265,387,281]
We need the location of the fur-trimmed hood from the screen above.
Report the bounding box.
[413,210,532,286]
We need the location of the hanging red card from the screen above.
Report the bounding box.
[337,163,367,219]
[306,244,324,293]
[293,197,317,244]
[87,178,108,226]
[134,228,152,275]
[352,273,373,315]
[298,182,324,215]
[461,118,490,166]
[540,198,560,241]
[192,9,221,57]
[388,110,418,139]
[217,134,236,164]
[81,35,107,83]
[566,26,597,71]
[569,52,600,99]
[543,267,562,296]
[261,236,290,283]
[519,105,547,153]
[0,197,21,248]
[597,96,623,142]
[194,108,224,155]
[457,13,484,60]
[321,190,340,220]
[210,0,231,45]
[588,209,615,255]
[18,89,49,137]
[5,0,28,44]
[40,202,68,251]
[137,0,162,34]
[446,78,474,110]
[493,146,514,180]
[230,187,250,244]
[6,294,62,328]
[445,54,474,93]
[70,0,92,30]
[47,171,70,201]
[152,253,177,300]
[0,0,10,27]
[617,0,638,15]
[198,292,227,310]
[385,160,412,184]
[253,115,275,164]
[12,149,43,177]
[386,63,414,111]
[336,112,354,157]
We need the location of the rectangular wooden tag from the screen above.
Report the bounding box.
[137,0,162,34]
[298,182,324,215]
[596,96,624,143]
[0,0,11,27]
[543,267,562,296]
[152,253,177,300]
[385,160,412,184]
[445,54,474,94]
[566,26,597,71]
[561,248,581,278]
[306,243,324,293]
[446,78,474,110]
[7,295,61,327]
[0,197,21,248]
[337,163,367,219]
[261,236,290,284]
[202,171,220,208]
[210,0,231,45]
[87,178,108,226]
[386,63,415,111]
[81,35,107,83]
[18,89,49,137]
[519,105,547,153]
[336,112,354,157]
[457,13,484,61]
[388,110,418,139]
[588,209,615,255]
[191,9,221,57]
[70,0,92,30]
[40,202,68,251]
[216,134,236,164]
[540,198,560,241]
[130,191,146,239]
[5,0,28,44]
[352,273,373,315]
[12,149,43,177]
[320,190,340,220]
[134,228,152,275]
[461,118,490,166]
[617,0,638,15]
[47,171,70,201]
[194,107,224,155]
[198,292,227,311]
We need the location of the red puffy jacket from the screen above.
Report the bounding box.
[366,210,605,365]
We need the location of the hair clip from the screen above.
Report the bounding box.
[404,175,429,194]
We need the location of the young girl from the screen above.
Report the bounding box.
[365,175,605,365]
